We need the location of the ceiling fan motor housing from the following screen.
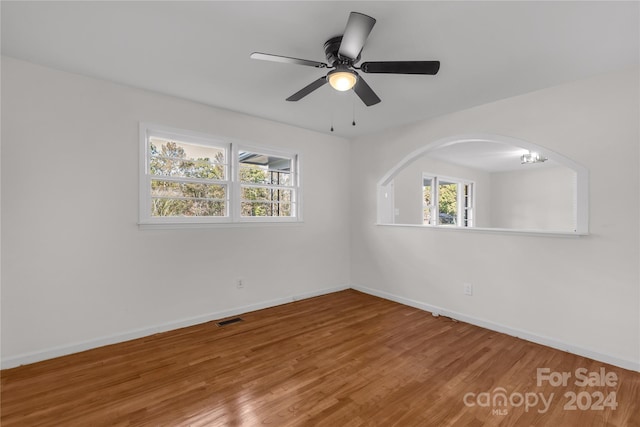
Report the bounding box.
[324,36,360,66]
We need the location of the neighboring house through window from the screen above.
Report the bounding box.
[239,150,297,218]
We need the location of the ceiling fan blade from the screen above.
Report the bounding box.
[353,74,381,106]
[338,12,376,60]
[250,52,328,68]
[360,61,441,75]
[286,76,328,101]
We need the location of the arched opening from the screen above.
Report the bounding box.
[377,134,588,234]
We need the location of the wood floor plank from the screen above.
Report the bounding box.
[2,290,639,426]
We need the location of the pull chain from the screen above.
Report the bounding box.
[330,106,334,132]
[352,92,356,126]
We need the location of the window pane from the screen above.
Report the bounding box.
[239,165,291,185]
[241,187,292,202]
[239,152,292,185]
[463,184,472,227]
[149,137,226,180]
[423,177,433,224]
[241,201,292,217]
[438,181,458,225]
[152,199,226,217]
[151,180,226,200]
[240,182,294,217]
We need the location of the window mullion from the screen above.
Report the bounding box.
[433,177,439,226]
[456,183,462,226]
[149,175,229,186]
[231,144,240,221]
[240,183,295,190]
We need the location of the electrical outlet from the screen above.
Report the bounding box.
[464,283,473,296]
[236,279,244,289]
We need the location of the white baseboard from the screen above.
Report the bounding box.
[5,284,638,373]
[351,284,640,373]
[1,284,349,370]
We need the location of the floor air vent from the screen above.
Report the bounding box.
[216,317,243,327]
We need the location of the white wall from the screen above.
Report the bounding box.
[2,57,639,372]
[393,156,491,227]
[490,165,575,230]
[1,57,351,365]
[350,67,639,370]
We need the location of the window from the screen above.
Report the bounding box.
[423,174,474,227]
[140,124,300,226]
[238,151,296,218]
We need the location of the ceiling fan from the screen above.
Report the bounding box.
[250,12,440,107]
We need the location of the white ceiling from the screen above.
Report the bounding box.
[2,1,638,140]
[427,140,559,172]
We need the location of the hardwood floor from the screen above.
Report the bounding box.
[2,290,639,426]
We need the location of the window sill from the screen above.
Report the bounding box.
[376,223,588,237]
[139,219,304,230]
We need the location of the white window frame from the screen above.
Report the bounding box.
[422,173,475,228]
[233,144,301,223]
[139,123,302,227]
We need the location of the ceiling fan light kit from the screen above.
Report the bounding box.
[251,11,440,107]
[327,66,358,91]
